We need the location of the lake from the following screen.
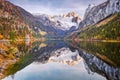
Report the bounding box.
[0,40,120,80]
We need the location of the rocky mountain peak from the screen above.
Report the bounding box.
[35,12,81,37]
[66,11,76,17]
[79,0,120,28]
[62,11,81,18]
[51,11,81,27]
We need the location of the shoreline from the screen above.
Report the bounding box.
[1,38,120,43]
[66,39,120,43]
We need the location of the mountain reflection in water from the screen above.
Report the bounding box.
[1,40,120,80]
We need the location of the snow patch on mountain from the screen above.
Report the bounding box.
[50,16,78,31]
[35,12,81,31]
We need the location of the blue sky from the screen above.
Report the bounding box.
[9,0,106,17]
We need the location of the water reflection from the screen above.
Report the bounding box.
[1,40,120,80]
[0,40,30,79]
[70,41,120,80]
[72,41,120,67]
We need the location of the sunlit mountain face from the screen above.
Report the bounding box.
[0,0,120,80]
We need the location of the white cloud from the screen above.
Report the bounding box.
[9,0,107,17]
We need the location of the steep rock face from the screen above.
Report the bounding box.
[35,12,81,37]
[79,0,120,28]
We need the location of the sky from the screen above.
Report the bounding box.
[9,0,106,17]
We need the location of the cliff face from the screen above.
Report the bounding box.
[79,0,120,28]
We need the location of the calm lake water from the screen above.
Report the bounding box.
[1,40,120,80]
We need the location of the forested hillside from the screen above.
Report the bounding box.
[77,13,120,41]
[0,0,46,40]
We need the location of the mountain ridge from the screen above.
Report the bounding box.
[79,0,120,29]
[0,0,47,40]
[68,0,120,41]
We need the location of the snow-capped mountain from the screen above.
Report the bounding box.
[34,12,81,37]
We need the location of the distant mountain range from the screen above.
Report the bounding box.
[0,0,82,39]
[34,12,81,38]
